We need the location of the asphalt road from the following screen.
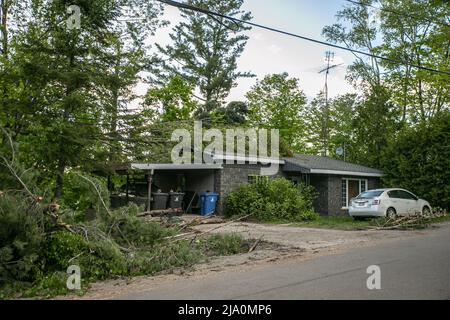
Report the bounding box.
[117,224,450,300]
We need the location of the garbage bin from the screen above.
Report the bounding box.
[152,192,169,210]
[169,192,185,209]
[200,192,219,216]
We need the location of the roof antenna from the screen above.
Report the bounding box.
[318,51,343,157]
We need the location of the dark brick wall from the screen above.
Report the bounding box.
[309,174,329,216]
[327,175,344,216]
[215,163,284,214]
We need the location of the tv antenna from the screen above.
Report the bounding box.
[318,51,343,156]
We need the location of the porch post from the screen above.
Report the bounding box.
[146,169,154,211]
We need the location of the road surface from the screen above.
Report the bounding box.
[116,224,450,300]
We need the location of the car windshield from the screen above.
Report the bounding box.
[356,190,384,199]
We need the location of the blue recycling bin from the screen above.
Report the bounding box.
[200,192,219,216]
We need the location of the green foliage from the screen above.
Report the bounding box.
[126,241,203,276]
[0,194,45,285]
[79,239,128,280]
[157,0,253,108]
[246,73,308,152]
[381,111,450,210]
[225,178,319,222]
[104,210,175,247]
[61,172,109,214]
[43,232,88,272]
[144,75,198,122]
[198,234,246,256]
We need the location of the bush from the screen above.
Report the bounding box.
[224,178,318,222]
[381,111,450,210]
[79,239,128,280]
[126,241,203,275]
[43,232,88,272]
[0,194,45,285]
[198,234,246,256]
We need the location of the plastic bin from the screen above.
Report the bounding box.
[200,192,219,216]
[169,192,185,209]
[152,193,169,210]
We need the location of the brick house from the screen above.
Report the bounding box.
[113,154,382,216]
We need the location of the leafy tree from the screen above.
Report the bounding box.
[0,0,164,198]
[350,86,401,168]
[211,101,248,126]
[143,75,198,122]
[378,0,449,123]
[157,0,253,112]
[381,111,450,210]
[246,73,308,152]
[305,93,357,157]
[323,0,449,124]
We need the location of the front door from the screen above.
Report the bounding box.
[348,180,360,203]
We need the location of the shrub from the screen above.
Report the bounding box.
[198,234,246,256]
[126,241,203,275]
[0,194,45,285]
[381,111,450,210]
[79,239,128,280]
[224,178,318,222]
[43,232,88,272]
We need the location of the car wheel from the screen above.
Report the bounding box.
[386,207,397,219]
[422,206,431,216]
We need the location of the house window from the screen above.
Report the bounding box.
[248,175,258,184]
[248,175,268,184]
[341,178,369,208]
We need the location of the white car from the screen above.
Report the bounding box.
[349,188,432,219]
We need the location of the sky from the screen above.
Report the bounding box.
[146,0,357,102]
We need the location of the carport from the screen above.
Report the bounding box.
[110,163,223,213]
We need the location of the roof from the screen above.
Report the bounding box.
[131,163,223,171]
[283,154,383,177]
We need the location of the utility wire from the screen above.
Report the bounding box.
[344,0,450,29]
[156,0,450,76]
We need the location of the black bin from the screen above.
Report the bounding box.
[169,192,185,209]
[152,193,169,210]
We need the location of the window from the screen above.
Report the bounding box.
[341,178,369,208]
[248,175,258,184]
[388,190,403,199]
[248,175,268,184]
[357,190,384,199]
[397,190,417,200]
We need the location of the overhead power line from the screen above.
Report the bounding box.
[344,0,450,29]
[156,0,450,77]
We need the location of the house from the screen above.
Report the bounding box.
[110,153,382,216]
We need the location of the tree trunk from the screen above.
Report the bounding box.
[0,0,8,58]
[54,54,75,199]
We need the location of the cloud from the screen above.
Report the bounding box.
[268,44,282,54]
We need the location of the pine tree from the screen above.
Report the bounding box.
[157,0,253,113]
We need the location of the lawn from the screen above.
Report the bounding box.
[287,214,450,231]
[289,216,374,230]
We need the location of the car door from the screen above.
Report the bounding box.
[387,190,407,215]
[399,190,420,215]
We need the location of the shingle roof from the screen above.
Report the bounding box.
[282,154,383,175]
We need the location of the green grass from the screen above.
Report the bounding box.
[427,213,450,224]
[283,214,450,231]
[289,216,374,230]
